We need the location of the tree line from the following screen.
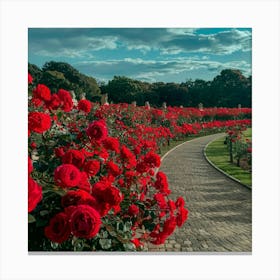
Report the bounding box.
[28,61,251,108]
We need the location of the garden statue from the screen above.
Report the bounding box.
[101,93,109,105]
[70,90,78,105]
[145,101,150,109]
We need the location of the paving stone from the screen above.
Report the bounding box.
[165,244,174,249]
[148,133,252,252]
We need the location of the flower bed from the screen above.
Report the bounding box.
[28,74,251,251]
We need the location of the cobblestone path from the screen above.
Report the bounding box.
[148,133,252,252]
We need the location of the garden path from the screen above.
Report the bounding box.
[148,133,252,252]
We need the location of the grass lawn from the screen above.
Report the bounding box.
[243,127,252,140]
[205,128,252,187]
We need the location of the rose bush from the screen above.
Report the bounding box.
[225,125,252,170]
[28,74,251,251]
[28,76,190,251]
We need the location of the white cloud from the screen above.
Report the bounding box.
[29,34,118,57]
[74,57,251,82]
[29,28,252,58]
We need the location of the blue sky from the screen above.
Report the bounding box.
[28,28,252,83]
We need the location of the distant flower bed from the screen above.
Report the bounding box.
[28,74,251,251]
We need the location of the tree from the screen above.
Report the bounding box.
[210,69,251,107]
[106,76,146,104]
[28,63,42,84]
[39,70,71,93]
[151,83,188,106]
[41,61,101,101]
[183,79,211,107]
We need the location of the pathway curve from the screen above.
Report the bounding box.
[148,133,252,252]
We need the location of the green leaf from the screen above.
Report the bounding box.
[28,214,36,223]
[51,241,59,249]
[123,221,132,232]
[99,239,112,250]
[123,242,136,251]
[40,210,49,216]
[73,239,84,251]
[100,230,109,239]
[36,218,48,227]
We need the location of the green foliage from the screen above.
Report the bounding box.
[40,70,71,93]
[28,61,101,101]
[210,69,251,107]
[206,135,252,187]
[28,63,43,84]
[104,69,251,108]
[28,61,252,108]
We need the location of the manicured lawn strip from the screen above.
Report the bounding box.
[205,136,252,187]
[243,128,252,140]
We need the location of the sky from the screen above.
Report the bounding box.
[28,28,252,83]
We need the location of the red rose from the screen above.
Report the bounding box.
[150,217,177,245]
[33,84,51,101]
[154,193,167,209]
[28,73,33,84]
[28,157,33,174]
[143,152,161,168]
[86,120,108,142]
[54,147,65,158]
[31,97,42,107]
[44,212,71,243]
[133,146,141,155]
[84,160,100,177]
[131,238,143,248]
[136,162,149,174]
[78,99,92,114]
[168,199,176,212]
[62,149,85,168]
[28,112,51,134]
[28,176,42,212]
[46,94,61,110]
[61,189,97,208]
[92,182,122,206]
[102,137,120,153]
[128,204,139,216]
[70,205,101,238]
[96,148,109,161]
[162,216,177,236]
[92,181,122,216]
[154,171,170,195]
[120,145,136,168]
[176,207,188,227]
[30,142,37,149]
[54,164,81,188]
[175,197,185,208]
[57,89,73,112]
[77,171,91,192]
[106,161,121,177]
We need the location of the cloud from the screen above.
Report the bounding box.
[74,57,251,82]
[28,28,252,82]
[160,29,251,55]
[29,29,118,57]
[29,28,252,58]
